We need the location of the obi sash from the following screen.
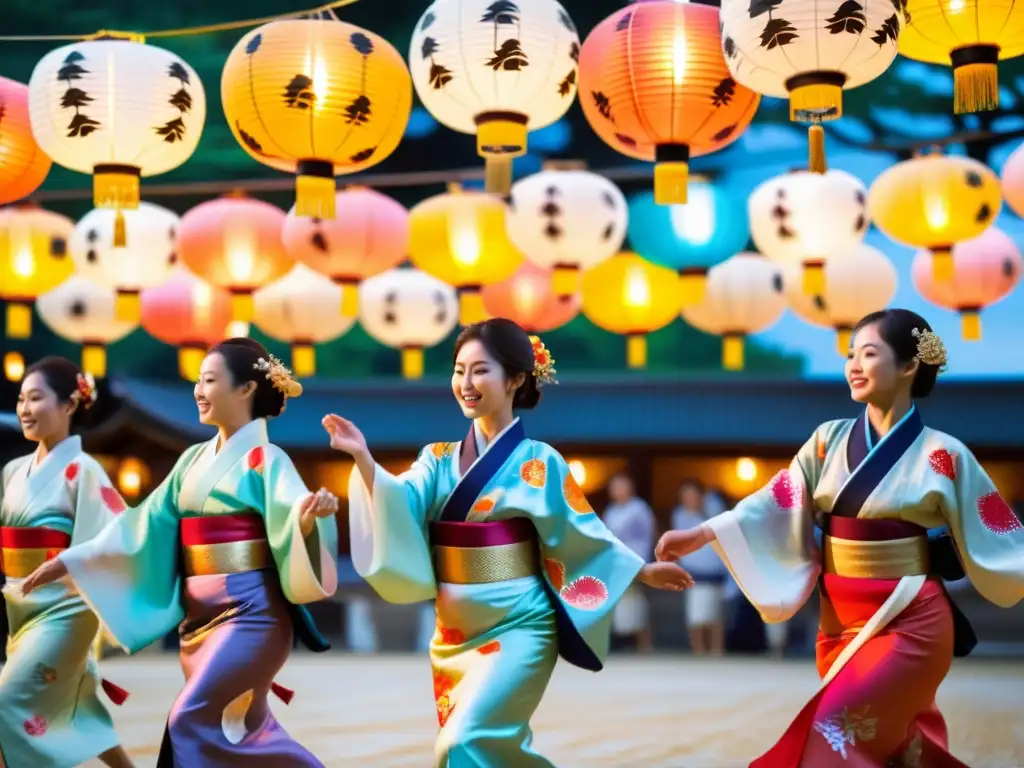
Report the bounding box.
[439,419,526,523]
[430,518,539,584]
[820,516,930,580]
[0,527,71,579]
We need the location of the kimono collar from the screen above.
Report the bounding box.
[178,418,270,513]
[473,417,520,455]
[459,417,521,477]
[31,434,82,473]
[10,434,83,514]
[863,404,917,452]
[215,418,269,455]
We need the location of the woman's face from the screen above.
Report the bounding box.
[452,339,521,420]
[16,372,73,443]
[194,353,254,427]
[845,322,915,405]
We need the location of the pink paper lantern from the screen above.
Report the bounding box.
[1000,142,1024,219]
[482,261,580,333]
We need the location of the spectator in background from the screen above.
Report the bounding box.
[602,472,657,652]
[671,480,728,655]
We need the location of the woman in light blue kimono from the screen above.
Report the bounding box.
[0,356,132,768]
[21,338,340,767]
[323,317,693,767]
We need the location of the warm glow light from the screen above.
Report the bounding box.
[12,244,34,278]
[947,0,965,11]
[568,459,587,487]
[925,194,949,230]
[226,321,250,337]
[623,266,651,308]
[512,279,540,316]
[736,457,758,482]
[4,351,24,382]
[672,33,688,85]
[669,184,715,246]
[117,456,148,499]
[193,282,213,328]
[310,53,329,113]
[449,209,481,267]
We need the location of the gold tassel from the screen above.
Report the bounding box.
[402,347,424,379]
[291,343,316,377]
[458,288,488,326]
[626,334,647,369]
[551,265,579,298]
[5,302,32,339]
[3,351,25,382]
[230,293,254,322]
[654,161,689,205]
[808,124,827,174]
[295,174,337,219]
[802,261,826,295]
[835,327,853,357]
[93,167,140,210]
[679,272,706,307]
[484,156,513,196]
[931,248,954,282]
[789,83,843,122]
[960,309,982,341]
[340,282,359,318]
[81,344,107,377]
[953,62,999,114]
[113,210,126,248]
[114,290,141,323]
[723,334,744,370]
[178,347,206,381]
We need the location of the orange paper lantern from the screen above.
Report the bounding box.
[577,1,759,204]
[482,261,580,333]
[0,77,52,204]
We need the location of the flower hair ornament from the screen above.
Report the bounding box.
[254,355,304,399]
[528,335,558,386]
[71,373,98,410]
[912,327,948,370]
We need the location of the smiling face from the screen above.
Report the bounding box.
[194,352,255,428]
[845,321,917,405]
[451,338,522,421]
[16,371,74,444]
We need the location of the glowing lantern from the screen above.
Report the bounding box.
[69,201,179,323]
[749,169,868,295]
[506,167,627,297]
[409,0,580,194]
[911,226,1021,341]
[141,268,235,380]
[0,203,74,339]
[581,251,680,369]
[482,261,580,332]
[868,153,1002,282]
[409,185,524,325]
[28,36,205,245]
[578,2,760,204]
[628,179,749,306]
[999,142,1024,219]
[4,351,25,383]
[176,194,293,323]
[682,252,786,371]
[719,0,904,171]
[222,19,411,219]
[358,267,459,379]
[899,0,1024,114]
[281,187,409,317]
[0,77,52,204]
[784,243,898,355]
[36,276,137,377]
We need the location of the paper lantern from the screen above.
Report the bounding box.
[581,251,680,369]
[36,276,137,377]
[176,194,293,323]
[720,0,904,171]
[999,142,1024,219]
[409,0,580,193]
[409,185,524,325]
[0,203,74,339]
[482,261,580,333]
[69,201,180,323]
[358,267,459,379]
[28,36,205,245]
[253,264,358,376]
[281,187,409,317]
[141,268,235,380]
[0,77,52,204]
[899,0,1024,114]
[578,2,760,204]
[868,153,1002,282]
[785,243,898,355]
[749,169,868,295]
[628,179,749,306]
[911,226,1021,341]
[682,252,786,370]
[222,20,412,219]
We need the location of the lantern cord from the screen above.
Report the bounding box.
[0,0,360,42]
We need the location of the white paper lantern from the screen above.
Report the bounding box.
[28,38,205,244]
[253,263,358,377]
[682,252,786,370]
[409,0,580,193]
[69,201,180,323]
[358,267,458,379]
[748,169,868,295]
[785,243,897,355]
[36,275,138,377]
[507,168,627,297]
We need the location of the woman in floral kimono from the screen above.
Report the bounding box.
[0,356,132,768]
[324,317,693,767]
[21,338,340,767]
[657,308,1024,767]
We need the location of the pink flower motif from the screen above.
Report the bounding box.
[978,492,1022,535]
[23,715,47,736]
[99,486,127,515]
[929,449,956,481]
[560,575,609,611]
[64,463,80,483]
[478,640,501,655]
[248,446,265,474]
[770,470,800,511]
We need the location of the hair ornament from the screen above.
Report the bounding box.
[528,335,558,386]
[912,327,948,370]
[254,355,304,398]
[71,373,98,410]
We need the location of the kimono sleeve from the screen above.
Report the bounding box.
[68,457,123,547]
[347,445,440,604]
[61,446,199,654]
[259,445,339,605]
[939,446,1024,608]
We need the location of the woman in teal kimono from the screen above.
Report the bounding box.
[323,318,693,767]
[0,356,132,768]
[21,338,340,767]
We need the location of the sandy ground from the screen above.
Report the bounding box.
[77,653,1024,767]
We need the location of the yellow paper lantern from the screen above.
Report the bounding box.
[4,351,25,383]
[222,19,412,219]
[0,204,75,339]
[867,153,1002,282]
[409,185,525,325]
[899,0,1024,114]
[581,252,680,369]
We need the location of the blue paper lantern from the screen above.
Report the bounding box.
[627,179,749,305]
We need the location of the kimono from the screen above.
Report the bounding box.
[707,405,1024,767]
[60,418,339,767]
[349,417,645,768]
[0,435,127,768]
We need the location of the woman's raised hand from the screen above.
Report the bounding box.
[321,414,368,458]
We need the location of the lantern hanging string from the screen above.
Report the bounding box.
[0,0,360,42]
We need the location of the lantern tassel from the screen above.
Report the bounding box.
[723,334,744,371]
[115,290,141,323]
[551,264,579,298]
[82,344,107,378]
[402,347,424,379]
[230,292,254,322]
[931,247,954,282]
[953,62,999,114]
[113,210,126,248]
[626,335,647,369]
[178,346,206,381]
[678,271,707,307]
[93,164,140,211]
[835,326,853,357]
[802,261,826,295]
[295,174,337,219]
[458,287,487,326]
[292,343,316,377]
[808,124,827,174]
[654,162,689,205]
[960,309,982,341]
[788,82,843,122]
[340,282,359,318]
[5,302,32,339]
[484,157,513,196]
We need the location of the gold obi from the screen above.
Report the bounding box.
[180,513,272,577]
[431,518,540,585]
[0,527,70,579]
[822,535,930,580]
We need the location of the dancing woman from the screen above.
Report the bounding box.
[0,357,132,768]
[657,309,1024,767]
[21,338,339,767]
[324,318,692,767]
